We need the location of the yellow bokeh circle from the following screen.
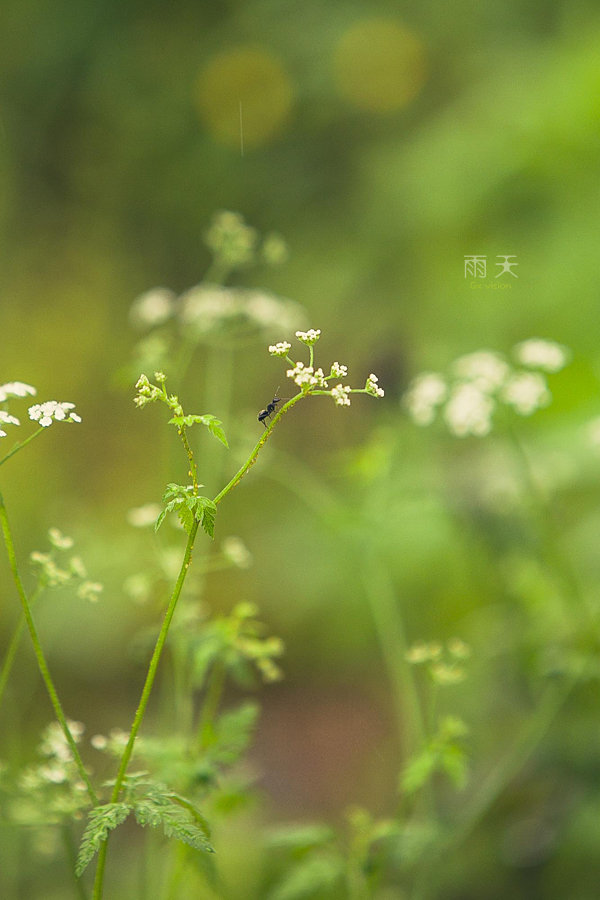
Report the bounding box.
[196,47,293,148]
[334,19,426,113]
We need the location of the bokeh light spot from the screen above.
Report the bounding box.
[334,19,426,113]
[196,47,293,148]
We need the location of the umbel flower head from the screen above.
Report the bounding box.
[28,402,82,428]
[267,328,384,410]
[403,338,568,438]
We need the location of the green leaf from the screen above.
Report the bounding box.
[155,509,167,532]
[199,414,229,449]
[76,802,132,876]
[266,823,336,852]
[194,496,217,539]
[132,787,213,853]
[210,702,259,765]
[400,750,437,795]
[267,853,344,900]
[167,414,229,448]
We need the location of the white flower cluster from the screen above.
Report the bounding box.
[365,374,384,398]
[295,329,321,345]
[404,339,569,438]
[331,361,348,378]
[331,384,352,406]
[30,528,102,601]
[286,361,327,388]
[178,284,305,338]
[28,402,81,428]
[0,410,20,437]
[269,341,292,357]
[0,381,36,402]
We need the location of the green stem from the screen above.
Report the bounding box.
[197,659,227,749]
[0,491,97,805]
[212,392,304,505]
[92,519,200,900]
[0,583,43,712]
[0,427,44,467]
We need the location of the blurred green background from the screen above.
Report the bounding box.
[2,0,600,897]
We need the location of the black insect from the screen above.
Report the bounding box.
[258,390,283,428]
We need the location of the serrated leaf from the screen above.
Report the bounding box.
[132,791,213,853]
[155,509,167,532]
[177,504,195,536]
[211,702,259,764]
[193,497,217,540]
[76,803,132,876]
[199,415,229,449]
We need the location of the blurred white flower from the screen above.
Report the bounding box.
[444,383,494,436]
[0,381,36,402]
[222,536,252,569]
[127,503,162,528]
[0,410,20,437]
[403,373,447,426]
[453,351,510,391]
[129,288,176,329]
[501,372,550,415]
[513,339,569,372]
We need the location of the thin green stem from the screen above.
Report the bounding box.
[0,491,97,805]
[212,392,304,506]
[92,519,200,900]
[178,426,199,493]
[0,583,43,712]
[197,659,226,749]
[0,427,44,467]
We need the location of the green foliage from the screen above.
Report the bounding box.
[267,853,345,900]
[168,413,229,449]
[131,781,213,853]
[76,803,132,876]
[155,483,217,539]
[401,716,469,795]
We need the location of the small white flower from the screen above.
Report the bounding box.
[28,401,81,427]
[295,328,321,345]
[286,362,324,388]
[444,383,494,437]
[331,384,351,407]
[269,341,292,357]
[403,373,447,426]
[513,339,570,373]
[47,528,74,550]
[0,382,36,402]
[90,734,108,750]
[501,372,550,415]
[365,374,384,398]
[127,503,162,528]
[129,287,176,329]
[77,581,103,603]
[330,361,348,378]
[0,410,20,429]
[453,351,510,392]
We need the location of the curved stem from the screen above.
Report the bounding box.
[0,491,97,805]
[92,520,200,899]
[0,427,44,467]
[0,583,43,712]
[212,392,304,506]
